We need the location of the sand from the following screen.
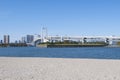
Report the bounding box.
[0,57,120,80]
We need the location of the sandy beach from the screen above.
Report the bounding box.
[0,57,120,80]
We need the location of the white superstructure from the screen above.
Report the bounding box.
[33,35,120,45]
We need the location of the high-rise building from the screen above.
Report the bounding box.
[26,35,34,43]
[4,35,10,44]
[21,37,26,43]
[0,40,3,44]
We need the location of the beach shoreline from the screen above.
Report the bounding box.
[0,57,120,80]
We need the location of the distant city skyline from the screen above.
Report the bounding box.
[0,0,120,42]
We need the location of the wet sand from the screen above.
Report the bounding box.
[0,57,120,80]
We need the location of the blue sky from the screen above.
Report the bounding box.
[0,0,120,42]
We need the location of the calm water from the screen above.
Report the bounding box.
[0,47,120,59]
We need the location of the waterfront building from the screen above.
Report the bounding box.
[15,40,18,44]
[26,35,34,43]
[4,35,10,44]
[0,40,3,44]
[21,37,26,43]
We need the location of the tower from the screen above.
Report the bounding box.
[41,27,48,42]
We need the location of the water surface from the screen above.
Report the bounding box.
[0,47,120,59]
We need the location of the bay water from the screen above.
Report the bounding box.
[0,47,120,59]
